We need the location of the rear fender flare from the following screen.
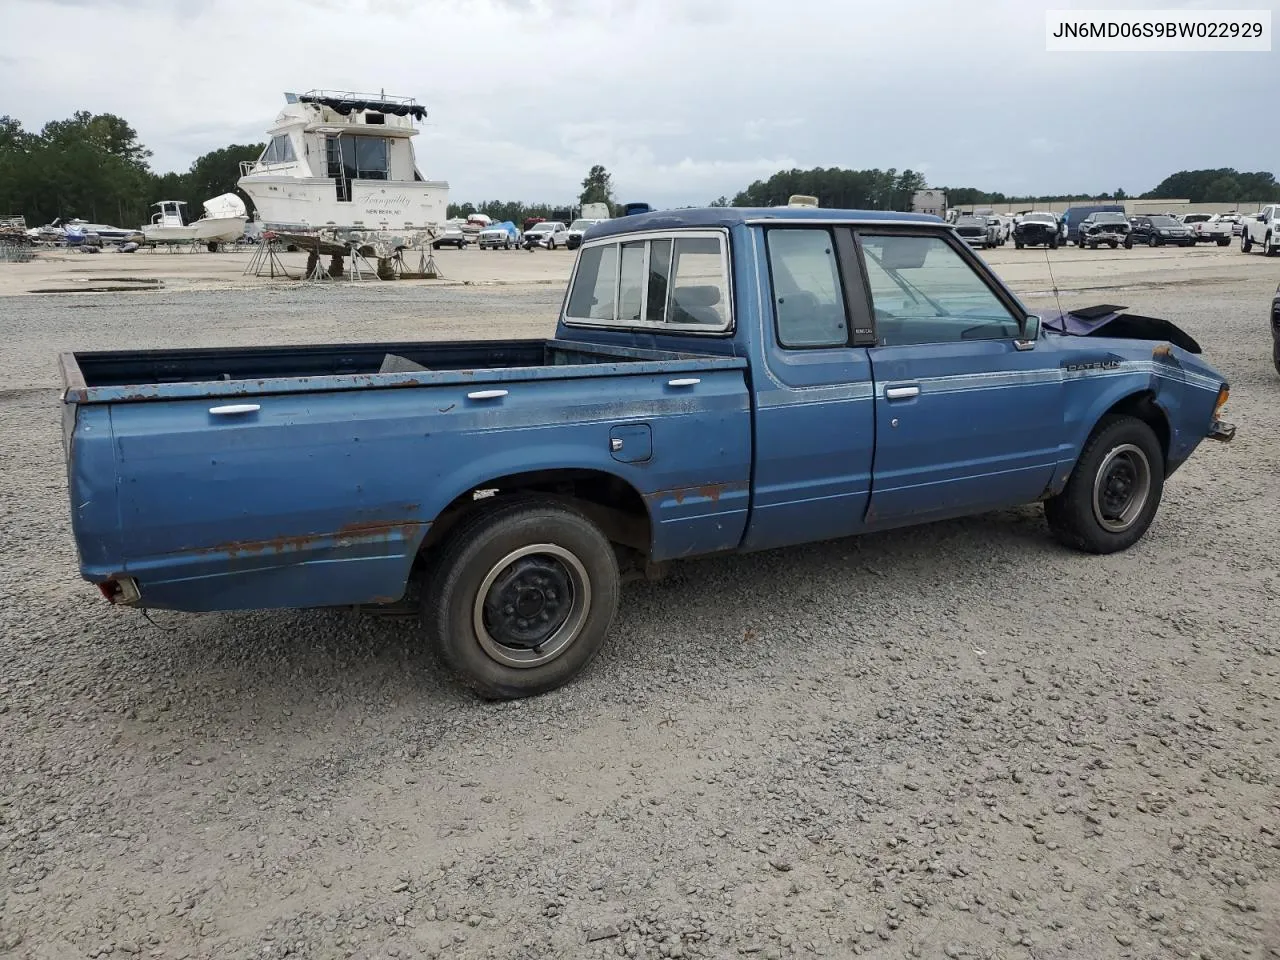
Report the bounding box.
[413,445,655,553]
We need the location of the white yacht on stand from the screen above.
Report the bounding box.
[237,89,449,254]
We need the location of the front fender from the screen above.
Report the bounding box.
[1046,367,1182,493]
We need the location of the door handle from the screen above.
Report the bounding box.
[467,389,508,400]
[209,403,260,415]
[885,386,920,400]
[667,378,701,388]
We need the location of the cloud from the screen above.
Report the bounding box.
[2,0,1273,204]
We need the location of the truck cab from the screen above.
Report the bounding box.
[1240,204,1280,255]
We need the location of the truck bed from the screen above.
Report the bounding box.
[60,336,753,612]
[60,338,742,403]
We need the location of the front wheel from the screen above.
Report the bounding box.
[1242,232,1253,253]
[1109,240,1118,249]
[1044,415,1165,554]
[422,498,620,699]
[1148,235,1159,247]
[1015,240,1024,249]
[1049,236,1058,249]
[1124,238,1133,248]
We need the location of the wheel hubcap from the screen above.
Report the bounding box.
[1091,444,1152,533]
[473,544,591,668]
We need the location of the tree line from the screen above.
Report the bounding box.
[0,111,261,228]
[4,109,1275,229]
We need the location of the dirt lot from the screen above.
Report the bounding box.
[0,242,1277,960]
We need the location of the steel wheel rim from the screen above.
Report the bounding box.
[473,543,591,669]
[1091,443,1152,533]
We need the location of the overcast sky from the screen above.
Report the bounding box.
[4,0,1277,207]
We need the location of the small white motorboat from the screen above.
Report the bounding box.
[142,194,248,249]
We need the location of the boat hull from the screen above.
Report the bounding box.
[237,175,449,232]
[142,216,247,244]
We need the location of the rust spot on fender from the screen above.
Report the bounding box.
[644,481,746,507]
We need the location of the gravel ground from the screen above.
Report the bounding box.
[1,272,1277,960]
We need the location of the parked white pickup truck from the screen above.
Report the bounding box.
[1181,214,1232,246]
[1240,204,1280,256]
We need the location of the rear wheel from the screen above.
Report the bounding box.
[1044,415,1165,554]
[422,498,621,699]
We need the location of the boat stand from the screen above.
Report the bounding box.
[243,239,296,279]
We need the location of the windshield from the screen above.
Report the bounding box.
[1150,216,1181,227]
[956,217,984,226]
[569,220,592,231]
[1093,213,1127,224]
[1024,214,1055,224]
[530,223,554,232]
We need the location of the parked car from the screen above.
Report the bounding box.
[1183,214,1234,246]
[953,215,1000,249]
[431,223,470,249]
[1061,204,1127,246]
[1078,212,1133,249]
[1012,212,1059,248]
[985,214,1011,243]
[566,218,608,251]
[58,206,1236,699]
[478,221,519,250]
[1271,281,1280,375]
[1221,213,1247,236]
[1239,204,1280,256]
[522,221,569,250]
[1128,215,1195,247]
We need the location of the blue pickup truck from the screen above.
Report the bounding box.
[60,207,1235,699]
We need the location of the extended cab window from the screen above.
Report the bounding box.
[859,234,1019,347]
[766,228,848,348]
[565,232,730,331]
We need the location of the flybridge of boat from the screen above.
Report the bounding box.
[292,90,427,121]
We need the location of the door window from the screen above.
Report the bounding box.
[766,228,848,348]
[859,234,1020,346]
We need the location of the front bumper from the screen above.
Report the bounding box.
[1208,419,1236,442]
[1083,230,1129,244]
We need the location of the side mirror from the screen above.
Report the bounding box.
[1015,314,1041,350]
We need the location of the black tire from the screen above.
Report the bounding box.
[1109,240,1118,249]
[1015,240,1024,249]
[1049,236,1058,249]
[1266,233,1277,257]
[1217,238,1230,247]
[1273,344,1280,376]
[1043,415,1165,554]
[548,238,557,250]
[422,498,620,699]
[1148,235,1158,247]
[1124,238,1133,249]
[1242,232,1253,253]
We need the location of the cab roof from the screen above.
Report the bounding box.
[585,206,943,241]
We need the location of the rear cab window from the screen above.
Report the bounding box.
[563,230,732,332]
